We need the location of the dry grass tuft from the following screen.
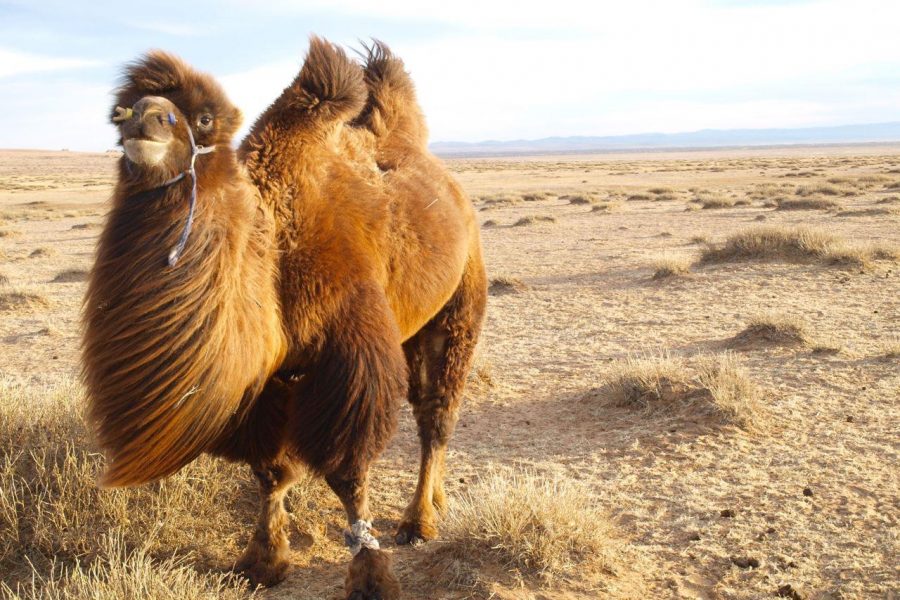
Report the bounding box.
[650,254,692,280]
[730,313,809,348]
[776,197,842,211]
[795,184,853,197]
[0,291,49,313]
[561,194,594,205]
[875,195,900,205]
[481,219,498,228]
[0,229,21,239]
[28,248,56,259]
[513,215,556,227]
[0,377,310,596]
[601,352,765,431]
[1,534,253,600]
[521,192,553,202]
[626,193,651,201]
[51,269,89,284]
[480,194,522,209]
[701,197,736,209]
[835,207,898,218]
[591,201,621,213]
[697,225,891,268]
[70,222,100,231]
[440,470,617,584]
[880,337,900,359]
[0,273,8,287]
[489,276,528,295]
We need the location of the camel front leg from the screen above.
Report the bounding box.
[327,468,401,600]
[234,460,300,587]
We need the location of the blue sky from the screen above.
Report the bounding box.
[2,0,900,151]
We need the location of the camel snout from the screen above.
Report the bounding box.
[120,96,178,166]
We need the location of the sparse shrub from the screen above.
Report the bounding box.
[697,225,890,268]
[1,533,254,600]
[730,313,809,348]
[600,352,764,430]
[626,194,651,201]
[28,248,56,259]
[0,377,315,595]
[776,197,841,211]
[513,215,555,226]
[489,276,528,295]
[482,219,498,228]
[651,254,691,280]
[70,222,100,231]
[440,470,617,584]
[591,201,621,213]
[648,187,674,195]
[562,194,593,205]
[0,273,8,287]
[881,337,900,359]
[521,192,552,202]
[480,194,522,209]
[835,207,898,217]
[795,184,851,197]
[52,269,89,283]
[690,235,709,245]
[0,291,49,313]
[875,196,900,205]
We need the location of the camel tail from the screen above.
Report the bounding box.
[356,40,428,148]
[287,36,367,126]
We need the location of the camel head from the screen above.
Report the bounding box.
[111,51,242,174]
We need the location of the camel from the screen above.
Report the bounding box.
[82,38,486,599]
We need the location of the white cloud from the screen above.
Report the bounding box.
[0,48,101,79]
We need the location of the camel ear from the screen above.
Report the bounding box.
[221,106,243,138]
[124,51,187,94]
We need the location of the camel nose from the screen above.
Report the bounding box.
[121,96,177,142]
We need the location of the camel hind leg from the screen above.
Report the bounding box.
[396,255,487,544]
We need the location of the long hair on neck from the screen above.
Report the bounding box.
[82,52,285,487]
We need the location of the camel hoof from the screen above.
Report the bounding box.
[394,518,438,546]
[345,548,401,600]
[234,554,292,588]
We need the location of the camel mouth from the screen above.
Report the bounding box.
[123,138,171,166]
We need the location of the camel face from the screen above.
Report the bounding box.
[119,96,182,167]
[110,50,244,170]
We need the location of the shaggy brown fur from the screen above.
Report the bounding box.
[83,52,285,487]
[84,38,486,599]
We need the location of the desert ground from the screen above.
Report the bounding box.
[1,145,897,599]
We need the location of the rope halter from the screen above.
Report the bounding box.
[163,118,215,266]
[113,105,215,267]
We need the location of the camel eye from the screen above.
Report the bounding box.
[198,114,213,128]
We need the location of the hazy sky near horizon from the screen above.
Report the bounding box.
[1,0,899,151]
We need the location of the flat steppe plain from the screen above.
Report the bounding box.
[1,145,897,599]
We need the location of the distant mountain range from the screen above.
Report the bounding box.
[429,122,900,157]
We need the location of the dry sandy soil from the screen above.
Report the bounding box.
[1,145,898,599]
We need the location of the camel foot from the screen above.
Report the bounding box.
[345,548,401,600]
[394,517,438,546]
[234,544,292,588]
